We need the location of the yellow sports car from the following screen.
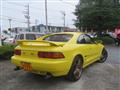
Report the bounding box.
[11,32,108,81]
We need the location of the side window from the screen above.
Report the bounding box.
[77,34,93,44]
[84,35,93,44]
[20,34,24,39]
[77,35,85,44]
[26,34,36,40]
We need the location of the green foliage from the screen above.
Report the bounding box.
[93,36,115,44]
[0,45,16,60]
[74,0,120,32]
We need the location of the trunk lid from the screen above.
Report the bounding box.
[16,40,65,58]
[17,40,65,47]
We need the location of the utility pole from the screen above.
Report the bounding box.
[8,19,12,36]
[24,4,30,32]
[61,11,66,31]
[45,0,49,33]
[35,19,38,32]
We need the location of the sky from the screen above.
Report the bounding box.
[0,0,79,30]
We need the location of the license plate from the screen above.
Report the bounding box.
[21,62,32,71]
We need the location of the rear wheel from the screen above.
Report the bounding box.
[98,48,108,63]
[66,56,83,81]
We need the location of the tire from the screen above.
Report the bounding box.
[98,48,108,63]
[66,56,83,81]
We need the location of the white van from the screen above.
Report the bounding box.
[4,32,45,45]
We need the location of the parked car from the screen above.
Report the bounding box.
[3,37,15,45]
[4,32,45,45]
[11,32,108,81]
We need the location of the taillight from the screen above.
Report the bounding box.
[14,50,21,55]
[38,52,65,59]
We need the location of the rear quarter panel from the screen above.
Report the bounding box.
[62,43,104,68]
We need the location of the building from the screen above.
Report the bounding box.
[64,27,78,32]
[4,24,78,38]
[10,27,27,34]
[10,24,65,34]
[30,24,64,33]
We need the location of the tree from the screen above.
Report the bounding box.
[74,0,120,35]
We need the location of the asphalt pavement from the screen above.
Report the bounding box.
[0,45,120,90]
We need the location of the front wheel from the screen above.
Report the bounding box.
[98,48,108,63]
[66,56,83,81]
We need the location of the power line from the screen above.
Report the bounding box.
[6,2,42,10]
[0,18,26,23]
[0,15,61,24]
[2,6,45,17]
[0,15,25,22]
[6,2,25,7]
[3,2,44,13]
[2,6,64,16]
[6,1,75,13]
[0,15,34,24]
[1,1,76,28]
[59,0,76,9]
[2,6,23,11]
[1,15,35,24]
[4,1,75,18]
[4,2,63,16]
[59,0,76,6]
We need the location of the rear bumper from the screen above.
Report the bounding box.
[11,56,71,76]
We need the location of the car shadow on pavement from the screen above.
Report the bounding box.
[24,61,99,81]
[19,61,99,85]
[14,62,99,90]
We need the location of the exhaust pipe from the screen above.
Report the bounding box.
[14,66,21,71]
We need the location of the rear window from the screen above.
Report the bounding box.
[26,34,36,40]
[43,34,73,42]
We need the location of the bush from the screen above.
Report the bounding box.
[0,45,16,60]
[93,36,115,45]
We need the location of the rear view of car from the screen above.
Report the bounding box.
[3,37,15,45]
[11,32,108,81]
[12,33,73,77]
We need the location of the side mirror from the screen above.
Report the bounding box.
[95,40,103,44]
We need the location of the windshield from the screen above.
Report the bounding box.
[43,34,73,42]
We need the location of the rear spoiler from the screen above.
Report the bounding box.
[17,40,62,46]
